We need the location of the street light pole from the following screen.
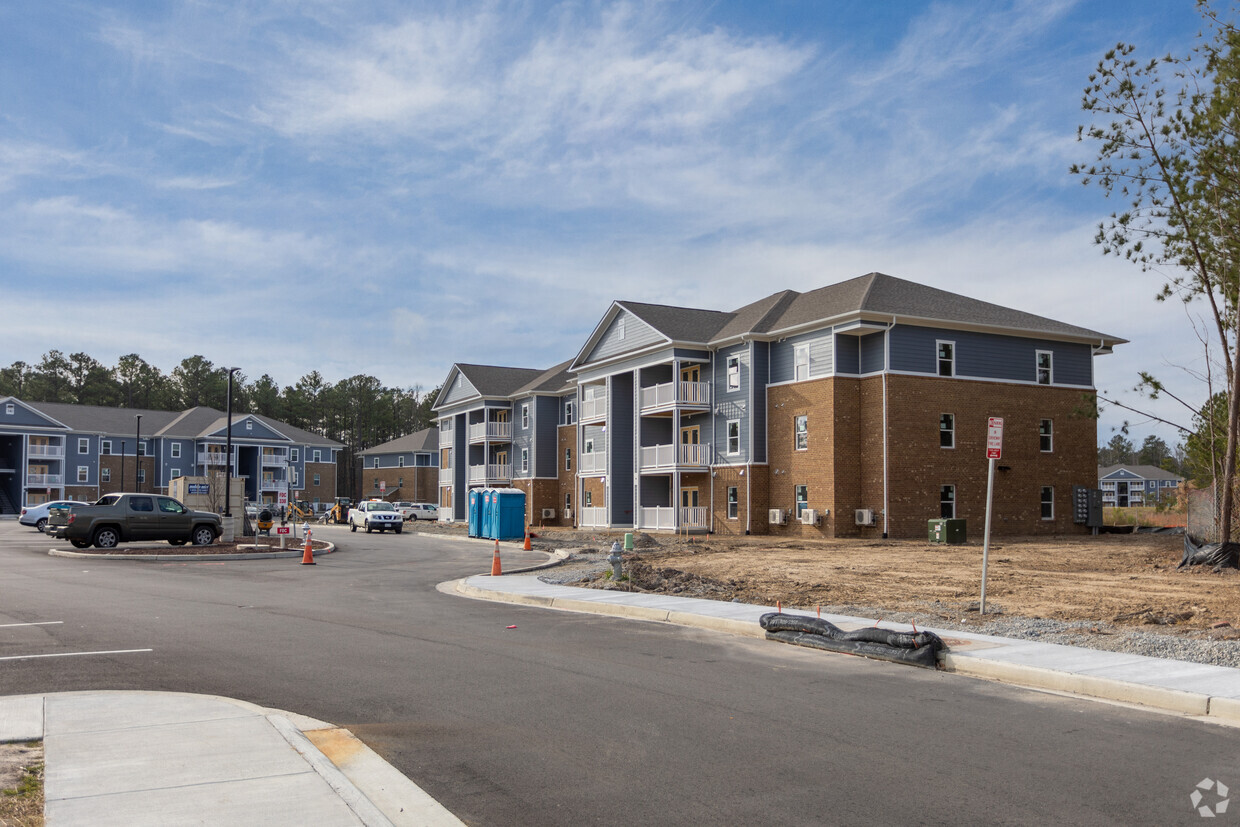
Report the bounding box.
[134,414,142,493]
[224,368,240,518]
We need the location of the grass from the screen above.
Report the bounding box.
[0,745,44,827]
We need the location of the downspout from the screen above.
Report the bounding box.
[883,317,895,539]
[744,335,753,536]
[709,349,715,534]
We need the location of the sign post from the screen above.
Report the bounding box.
[981,417,1003,615]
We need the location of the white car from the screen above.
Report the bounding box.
[349,500,403,534]
[19,500,90,533]
[398,502,438,521]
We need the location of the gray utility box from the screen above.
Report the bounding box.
[928,518,967,544]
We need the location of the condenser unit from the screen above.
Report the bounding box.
[768,509,787,525]
[855,508,876,526]
[800,509,818,525]
[563,508,573,519]
[541,508,556,519]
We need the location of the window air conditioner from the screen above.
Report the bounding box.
[800,509,818,525]
[563,508,573,519]
[855,508,875,526]
[541,508,556,519]
[768,509,786,525]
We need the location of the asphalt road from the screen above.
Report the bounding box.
[0,520,1236,825]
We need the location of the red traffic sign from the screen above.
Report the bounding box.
[986,417,1004,459]
[276,526,291,535]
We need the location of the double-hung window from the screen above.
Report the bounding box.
[727,487,738,520]
[521,403,530,430]
[565,448,572,471]
[727,356,740,391]
[170,443,181,459]
[937,341,955,377]
[77,466,88,483]
[1036,351,1053,385]
[794,345,810,382]
[521,448,529,473]
[78,438,89,454]
[940,414,955,448]
[795,485,808,517]
[1041,486,1054,520]
[941,485,956,519]
[794,415,808,451]
[726,420,740,455]
[1039,419,1053,452]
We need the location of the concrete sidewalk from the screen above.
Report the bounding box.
[450,572,1240,725]
[0,691,462,827]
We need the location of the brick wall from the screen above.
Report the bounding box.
[302,461,338,506]
[556,424,576,527]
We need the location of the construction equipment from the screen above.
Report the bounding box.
[288,500,316,522]
[325,497,352,524]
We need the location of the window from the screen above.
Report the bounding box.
[398,456,405,467]
[565,492,571,513]
[101,440,111,455]
[170,443,181,458]
[291,469,298,486]
[137,469,146,484]
[313,450,321,462]
[795,415,808,451]
[521,403,530,429]
[102,468,110,483]
[727,486,738,520]
[1041,486,1054,520]
[170,467,180,479]
[441,419,451,431]
[795,485,808,517]
[585,490,592,507]
[4,404,12,415]
[77,466,88,483]
[1036,350,1053,385]
[521,448,529,473]
[616,316,625,339]
[727,420,740,455]
[245,420,252,430]
[940,485,955,519]
[291,448,299,462]
[727,356,740,391]
[940,414,955,449]
[78,438,89,454]
[313,473,321,486]
[937,341,955,377]
[564,400,575,425]
[794,345,810,382]
[584,438,595,455]
[373,457,380,469]
[137,442,147,456]
[565,448,572,471]
[1039,419,1053,452]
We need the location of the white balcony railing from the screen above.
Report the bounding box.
[26,474,63,486]
[638,506,675,530]
[468,421,512,442]
[261,453,288,466]
[579,451,607,474]
[681,506,709,528]
[579,506,608,528]
[580,395,607,422]
[468,463,513,484]
[198,452,229,466]
[639,380,710,412]
[639,443,712,470]
[260,478,287,491]
[27,444,65,458]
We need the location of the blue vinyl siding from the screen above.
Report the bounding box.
[770,329,833,383]
[641,475,671,507]
[859,333,886,373]
[890,326,1094,385]
[536,396,558,477]
[453,417,467,518]
[441,374,478,406]
[640,416,674,448]
[0,401,64,429]
[608,373,634,525]
[588,311,663,363]
[582,424,607,454]
[713,342,750,463]
[512,398,533,478]
[752,340,769,463]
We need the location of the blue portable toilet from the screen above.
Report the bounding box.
[468,489,484,538]
[491,489,526,541]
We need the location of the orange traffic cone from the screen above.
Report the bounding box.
[523,532,531,551]
[301,530,315,566]
[491,539,502,576]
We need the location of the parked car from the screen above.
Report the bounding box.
[348,500,403,534]
[402,503,438,521]
[50,493,222,549]
[20,500,91,533]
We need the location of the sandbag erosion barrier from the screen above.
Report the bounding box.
[1178,534,1240,571]
[760,613,945,669]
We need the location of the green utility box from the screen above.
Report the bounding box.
[928,518,967,544]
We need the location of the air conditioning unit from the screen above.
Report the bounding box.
[800,508,818,525]
[541,508,556,519]
[563,508,573,519]
[768,509,787,525]
[855,508,876,526]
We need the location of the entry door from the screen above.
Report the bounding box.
[1117,481,1129,507]
[680,365,700,383]
[495,410,509,423]
[681,487,699,508]
[680,426,700,464]
[494,450,508,469]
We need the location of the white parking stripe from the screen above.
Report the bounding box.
[0,621,63,628]
[0,648,152,661]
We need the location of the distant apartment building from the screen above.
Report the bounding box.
[356,428,439,503]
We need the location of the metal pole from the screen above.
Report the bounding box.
[134,415,142,493]
[980,456,996,615]
[120,441,125,492]
[224,368,239,517]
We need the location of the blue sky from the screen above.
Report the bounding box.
[0,1,1215,448]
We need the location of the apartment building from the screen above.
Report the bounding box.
[356,428,439,503]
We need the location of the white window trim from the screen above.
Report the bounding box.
[521,403,530,430]
[245,420,252,430]
[565,448,572,471]
[794,345,810,382]
[727,486,738,520]
[795,484,808,517]
[727,356,740,391]
[291,448,299,462]
[398,456,405,467]
[1040,419,1053,453]
[313,473,321,486]
[795,415,808,452]
[137,469,146,483]
[1036,350,1053,385]
[521,448,529,473]
[726,419,740,455]
[4,404,12,415]
[937,340,955,377]
[313,450,322,462]
[170,467,180,479]
[941,484,956,519]
[940,413,955,449]
[564,400,575,425]
[78,438,89,454]
[77,466,88,483]
[102,468,111,482]
[101,440,111,455]
[1041,486,1055,520]
[171,442,181,458]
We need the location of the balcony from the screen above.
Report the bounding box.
[467,463,512,484]
[26,474,64,486]
[579,451,607,474]
[468,421,512,443]
[261,453,289,467]
[27,444,65,459]
[580,394,607,422]
[578,506,608,528]
[198,451,229,466]
[637,506,708,531]
[260,477,287,491]
[639,443,712,471]
[639,381,710,413]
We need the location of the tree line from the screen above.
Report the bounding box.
[0,351,439,498]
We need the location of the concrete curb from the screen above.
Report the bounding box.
[446,578,1240,724]
[47,541,336,562]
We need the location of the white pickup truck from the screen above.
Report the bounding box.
[348,500,404,534]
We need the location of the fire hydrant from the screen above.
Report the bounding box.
[608,540,624,581]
